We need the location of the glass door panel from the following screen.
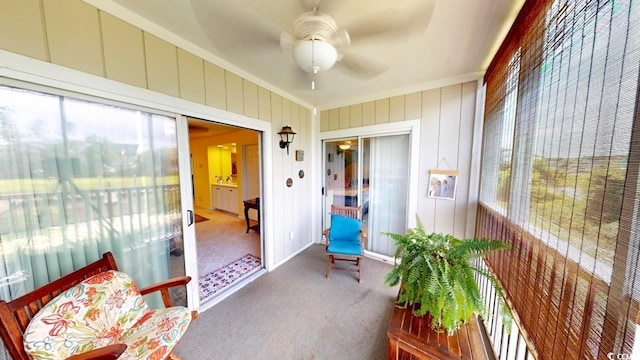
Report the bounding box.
[0,85,185,308]
[363,135,409,257]
[324,139,359,228]
[323,134,409,258]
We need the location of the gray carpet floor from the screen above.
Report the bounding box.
[173,243,399,359]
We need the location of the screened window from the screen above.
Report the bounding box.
[478,0,640,358]
[480,49,521,214]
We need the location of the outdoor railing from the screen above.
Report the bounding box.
[475,259,536,360]
[0,183,182,293]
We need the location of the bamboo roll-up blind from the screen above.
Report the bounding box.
[477,0,640,358]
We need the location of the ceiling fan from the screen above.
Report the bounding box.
[278,7,350,75]
[278,1,435,78]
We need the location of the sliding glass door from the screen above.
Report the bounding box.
[0,85,186,307]
[324,134,409,257]
[363,135,409,256]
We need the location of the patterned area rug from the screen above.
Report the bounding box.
[199,254,261,301]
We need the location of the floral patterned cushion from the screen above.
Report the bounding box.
[23,270,192,360]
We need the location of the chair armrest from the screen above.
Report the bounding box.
[323,228,329,245]
[66,344,127,360]
[139,276,191,308]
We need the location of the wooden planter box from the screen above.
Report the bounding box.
[387,303,495,359]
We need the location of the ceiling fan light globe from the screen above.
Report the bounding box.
[293,40,337,73]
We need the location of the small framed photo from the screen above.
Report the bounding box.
[295,150,304,161]
[327,153,334,162]
[428,169,459,200]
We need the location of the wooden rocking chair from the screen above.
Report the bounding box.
[0,252,196,360]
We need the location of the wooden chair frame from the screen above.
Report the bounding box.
[0,252,194,360]
[325,205,367,282]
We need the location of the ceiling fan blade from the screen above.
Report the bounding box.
[343,0,435,43]
[329,29,350,48]
[280,31,295,49]
[301,0,326,11]
[191,0,286,52]
[338,48,388,78]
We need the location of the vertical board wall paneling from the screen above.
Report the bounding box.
[339,106,350,129]
[101,12,146,88]
[258,86,272,122]
[433,84,462,234]
[177,48,205,104]
[350,104,363,127]
[143,32,179,97]
[0,0,319,277]
[389,95,405,122]
[328,108,339,130]
[374,98,390,124]
[297,106,311,249]
[419,88,442,233]
[243,79,259,119]
[405,92,422,120]
[290,102,302,250]
[362,101,375,126]
[43,0,104,77]
[320,111,329,132]
[452,82,477,238]
[225,71,244,115]
[270,93,285,262]
[0,0,47,61]
[204,61,227,110]
[282,98,294,256]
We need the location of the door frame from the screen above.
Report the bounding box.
[0,49,276,312]
[320,120,421,260]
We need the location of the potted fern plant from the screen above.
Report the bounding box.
[383,216,511,335]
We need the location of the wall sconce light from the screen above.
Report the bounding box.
[278,125,297,155]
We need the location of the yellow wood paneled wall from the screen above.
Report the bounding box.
[0,0,313,265]
[0,0,310,125]
[321,90,428,130]
[320,82,479,239]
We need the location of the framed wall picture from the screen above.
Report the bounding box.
[427,169,459,200]
[295,150,304,161]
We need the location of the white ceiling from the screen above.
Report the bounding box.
[92,0,524,110]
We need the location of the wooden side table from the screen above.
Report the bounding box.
[243,198,260,233]
[387,303,495,359]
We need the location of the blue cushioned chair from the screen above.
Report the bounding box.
[326,210,365,282]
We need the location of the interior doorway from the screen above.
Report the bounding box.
[182,118,263,304]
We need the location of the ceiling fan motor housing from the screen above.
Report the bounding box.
[290,11,341,73]
[292,11,338,42]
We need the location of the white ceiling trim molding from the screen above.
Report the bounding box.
[84,0,313,110]
[318,71,485,111]
[479,0,526,70]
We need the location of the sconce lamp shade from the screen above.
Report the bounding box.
[278,125,297,155]
[293,39,338,73]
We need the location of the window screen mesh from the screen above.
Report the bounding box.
[478,0,640,358]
